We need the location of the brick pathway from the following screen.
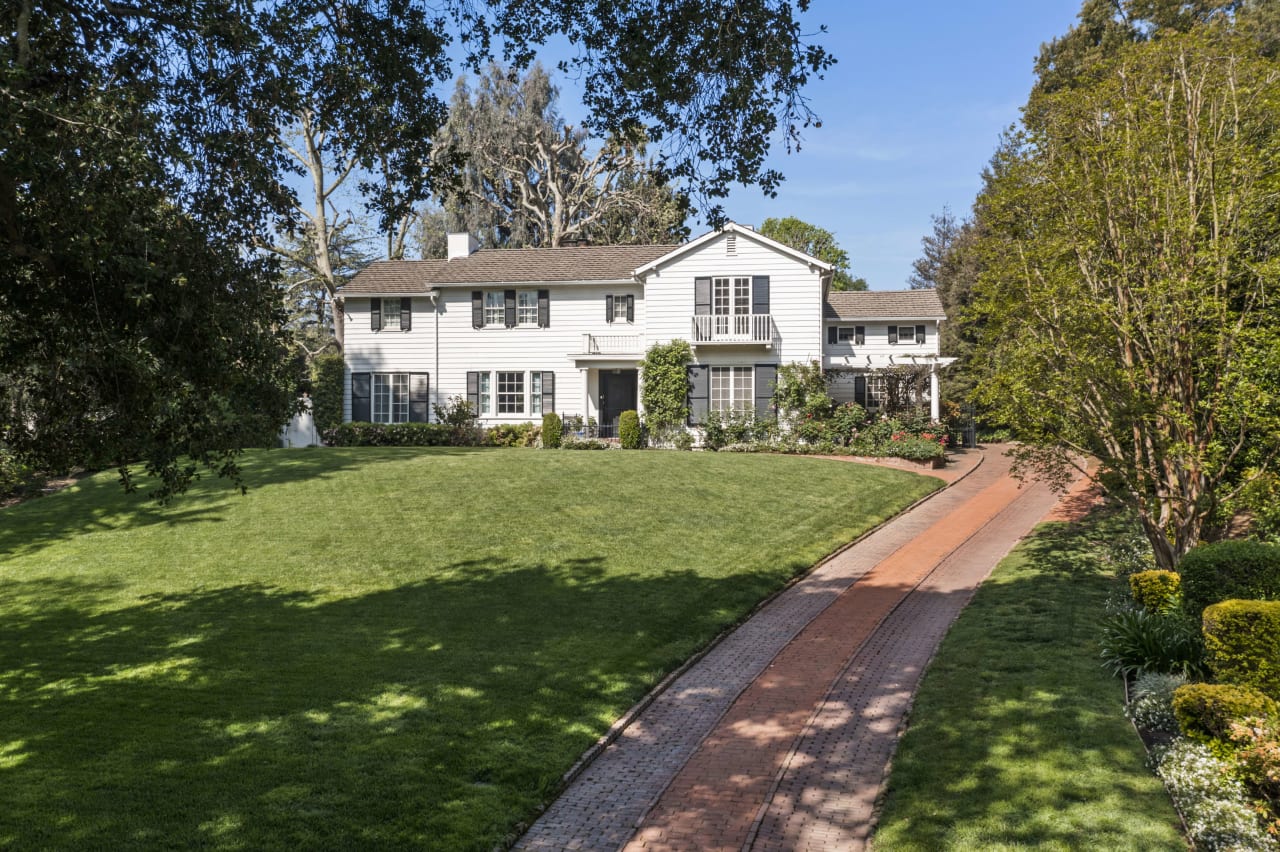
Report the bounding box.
[516,446,1078,852]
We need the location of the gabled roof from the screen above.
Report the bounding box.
[824,289,946,321]
[340,244,679,295]
[634,222,833,276]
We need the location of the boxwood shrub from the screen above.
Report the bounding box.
[1180,539,1280,619]
[541,412,562,449]
[1203,600,1280,700]
[1172,682,1278,742]
[323,423,455,447]
[618,410,642,449]
[1129,570,1181,613]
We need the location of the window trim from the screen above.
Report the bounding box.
[895,325,918,345]
[496,371,525,414]
[372,372,409,423]
[837,326,857,342]
[709,365,754,414]
[483,291,504,327]
[516,290,539,326]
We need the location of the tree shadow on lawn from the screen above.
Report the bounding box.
[0,555,777,850]
[0,447,487,560]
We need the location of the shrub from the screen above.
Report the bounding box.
[1227,716,1280,817]
[1099,606,1207,678]
[891,436,946,462]
[1180,540,1280,619]
[673,430,694,451]
[618,410,642,449]
[1203,600,1280,700]
[323,422,454,447]
[485,423,540,447]
[1127,672,1188,733]
[1173,683,1278,743]
[1152,738,1275,852]
[640,340,692,433]
[0,446,34,498]
[828,401,867,446]
[434,396,483,445]
[1130,570,1181,613]
[309,353,345,434]
[561,437,609,450]
[540,412,562,449]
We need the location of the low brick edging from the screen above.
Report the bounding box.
[511,449,987,849]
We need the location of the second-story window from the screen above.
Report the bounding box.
[484,291,504,326]
[517,290,538,326]
[613,295,629,322]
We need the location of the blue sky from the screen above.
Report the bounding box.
[713,2,1085,289]
[548,2,1085,289]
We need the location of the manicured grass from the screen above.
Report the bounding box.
[872,507,1185,851]
[0,447,938,850]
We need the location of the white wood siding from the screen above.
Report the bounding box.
[822,320,940,363]
[642,231,824,367]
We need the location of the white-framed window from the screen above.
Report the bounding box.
[867,374,888,406]
[710,366,753,413]
[613,295,630,322]
[712,277,751,315]
[373,373,409,423]
[497,371,524,414]
[478,372,491,414]
[381,299,401,331]
[837,326,857,342]
[530,372,543,415]
[896,325,918,344]
[517,290,538,326]
[484,291,504,326]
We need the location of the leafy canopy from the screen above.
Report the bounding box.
[759,216,865,290]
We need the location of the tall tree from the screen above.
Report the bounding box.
[759,216,866,290]
[972,26,1280,569]
[2,0,831,495]
[429,63,689,249]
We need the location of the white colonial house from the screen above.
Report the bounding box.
[337,223,952,434]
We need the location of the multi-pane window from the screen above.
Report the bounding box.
[866,374,887,406]
[837,326,857,342]
[497,371,524,414]
[517,290,538,326]
[477,372,491,415]
[613,295,630,322]
[373,373,409,423]
[530,372,543,415]
[896,325,918,344]
[712,277,751,315]
[484,291,504,326]
[381,298,401,331]
[710,366,753,413]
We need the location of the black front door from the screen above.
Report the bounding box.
[598,369,638,437]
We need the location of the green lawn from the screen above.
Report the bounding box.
[0,447,937,850]
[872,507,1184,851]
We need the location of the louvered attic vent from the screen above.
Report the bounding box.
[726,233,737,256]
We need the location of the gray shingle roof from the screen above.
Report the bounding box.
[824,289,946,320]
[340,244,680,294]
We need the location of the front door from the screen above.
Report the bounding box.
[598,369,638,438]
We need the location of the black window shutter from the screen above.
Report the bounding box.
[466,371,480,414]
[888,325,898,344]
[856,325,865,345]
[543,372,555,414]
[694,277,712,315]
[538,289,550,327]
[916,324,926,344]
[370,299,382,332]
[605,294,614,324]
[827,326,837,345]
[754,364,778,420]
[626,294,635,322]
[504,289,516,328]
[472,291,483,328]
[351,372,371,422]
[409,373,429,422]
[401,298,412,332]
[687,365,709,425]
[752,275,770,314]
[854,375,867,408]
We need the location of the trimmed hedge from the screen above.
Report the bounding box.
[1180,539,1280,619]
[541,413,562,449]
[1130,570,1181,613]
[323,422,455,447]
[618,410,642,449]
[1172,682,1278,742]
[1203,599,1280,700]
[310,353,345,433]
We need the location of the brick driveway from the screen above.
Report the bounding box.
[516,447,1079,851]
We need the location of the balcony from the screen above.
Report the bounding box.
[691,314,773,346]
[580,334,642,356]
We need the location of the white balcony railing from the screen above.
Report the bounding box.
[581,333,642,355]
[691,314,773,345]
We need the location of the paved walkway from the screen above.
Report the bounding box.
[517,447,1080,851]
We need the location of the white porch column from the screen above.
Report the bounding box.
[581,368,589,418]
[930,363,941,422]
